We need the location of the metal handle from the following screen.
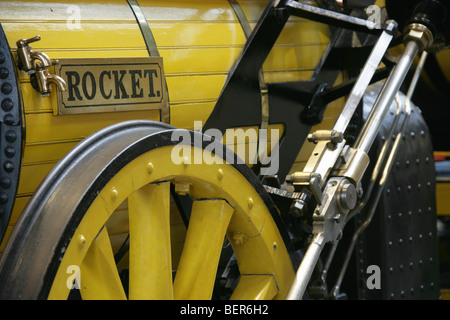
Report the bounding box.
[16,35,41,48]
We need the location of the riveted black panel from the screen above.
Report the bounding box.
[0,24,23,244]
[355,86,440,299]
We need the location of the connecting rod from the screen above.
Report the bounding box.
[286,22,433,300]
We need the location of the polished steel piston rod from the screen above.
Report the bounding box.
[354,24,433,153]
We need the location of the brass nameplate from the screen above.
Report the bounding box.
[54,57,167,115]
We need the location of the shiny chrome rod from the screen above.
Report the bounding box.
[354,39,419,153]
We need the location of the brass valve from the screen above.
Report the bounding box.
[16,35,67,96]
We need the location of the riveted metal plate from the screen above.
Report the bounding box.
[354,85,440,299]
[54,57,168,115]
[0,23,22,244]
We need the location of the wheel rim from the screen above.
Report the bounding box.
[36,129,296,300]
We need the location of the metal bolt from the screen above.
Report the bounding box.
[337,180,357,212]
[182,156,190,167]
[111,188,119,201]
[232,232,247,246]
[147,162,154,174]
[403,23,434,51]
[217,169,224,180]
[78,234,86,247]
[290,199,306,217]
[247,197,254,209]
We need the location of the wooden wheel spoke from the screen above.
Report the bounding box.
[128,182,173,299]
[230,275,278,300]
[174,199,234,299]
[79,227,127,300]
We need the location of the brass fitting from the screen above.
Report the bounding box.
[403,23,434,51]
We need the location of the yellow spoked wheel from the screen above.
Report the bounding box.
[0,121,295,300]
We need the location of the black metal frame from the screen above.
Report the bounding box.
[203,0,396,182]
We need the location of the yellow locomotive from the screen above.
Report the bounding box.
[0,0,448,300]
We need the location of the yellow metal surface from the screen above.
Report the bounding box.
[78,227,127,299]
[128,182,173,299]
[174,200,234,299]
[0,0,337,253]
[231,275,278,300]
[48,145,295,299]
[437,182,450,216]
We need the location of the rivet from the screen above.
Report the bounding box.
[147,162,154,174]
[4,146,14,158]
[1,82,12,95]
[0,67,8,79]
[182,156,190,167]
[3,114,14,125]
[273,242,277,250]
[232,232,247,246]
[78,234,86,247]
[111,188,119,200]
[217,169,224,180]
[0,177,11,189]
[247,197,254,209]
[0,193,8,204]
[1,98,12,111]
[3,161,13,172]
[5,130,16,142]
